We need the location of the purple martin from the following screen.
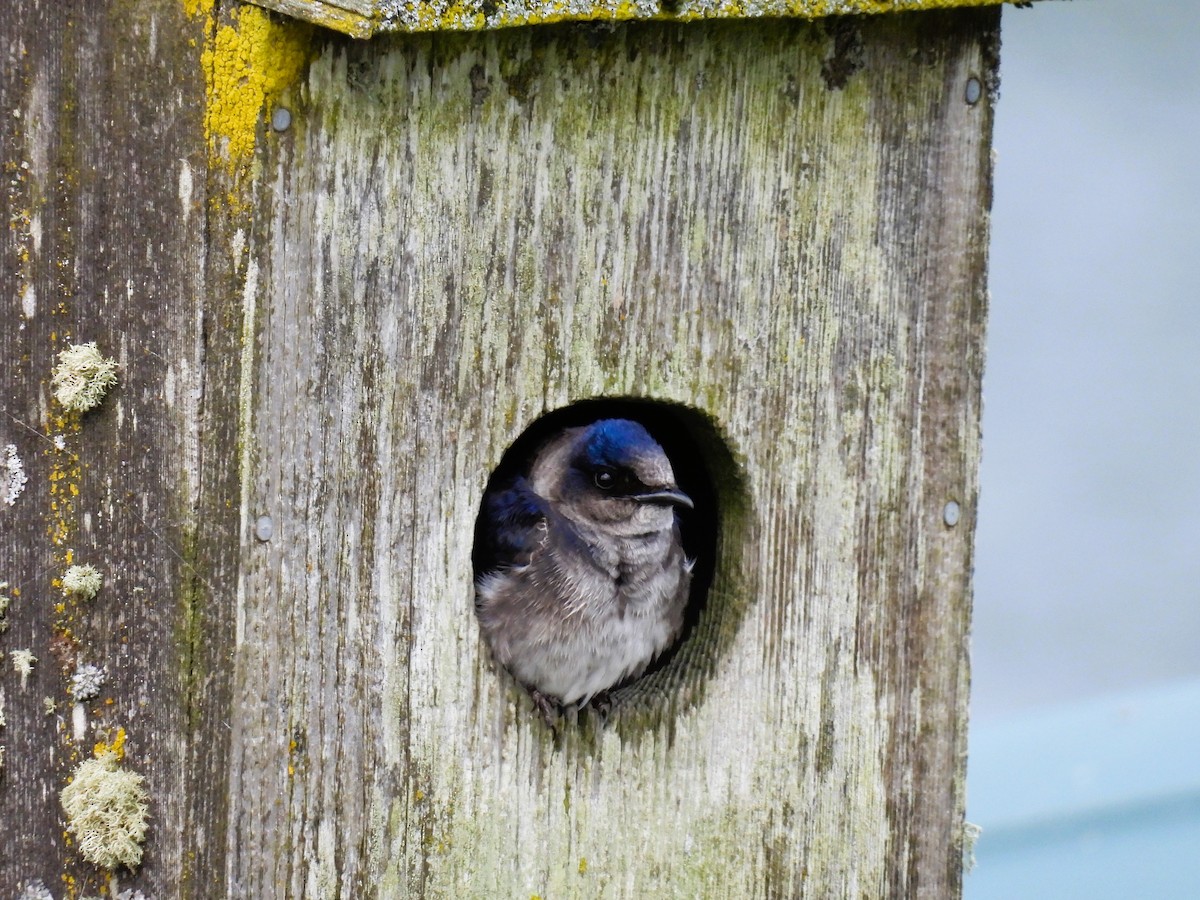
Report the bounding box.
[475,419,694,722]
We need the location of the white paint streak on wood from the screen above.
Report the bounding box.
[72,702,88,744]
[236,258,261,651]
[179,159,193,229]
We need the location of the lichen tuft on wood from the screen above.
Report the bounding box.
[250,0,1017,37]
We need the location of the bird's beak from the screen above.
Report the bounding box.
[634,487,694,509]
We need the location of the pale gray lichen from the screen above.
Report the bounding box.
[11,649,36,688]
[50,342,119,412]
[963,820,982,874]
[71,664,107,701]
[17,880,53,900]
[0,581,10,633]
[4,443,27,506]
[61,752,150,870]
[63,564,104,600]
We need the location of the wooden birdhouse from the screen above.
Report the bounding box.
[0,0,1010,894]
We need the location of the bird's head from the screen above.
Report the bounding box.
[531,419,692,529]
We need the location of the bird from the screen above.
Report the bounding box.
[474,418,694,723]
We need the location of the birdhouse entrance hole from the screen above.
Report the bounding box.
[473,398,747,724]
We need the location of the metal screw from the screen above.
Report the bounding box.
[271,107,293,132]
[964,77,982,106]
[254,514,274,542]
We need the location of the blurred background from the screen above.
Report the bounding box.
[966,1,1200,896]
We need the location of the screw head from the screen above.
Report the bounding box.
[254,514,274,542]
[965,77,983,106]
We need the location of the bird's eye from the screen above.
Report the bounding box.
[593,468,616,490]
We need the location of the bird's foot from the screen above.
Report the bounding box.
[530,689,563,728]
[589,691,614,724]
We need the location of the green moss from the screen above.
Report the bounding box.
[176,523,207,730]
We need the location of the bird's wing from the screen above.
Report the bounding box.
[475,478,554,582]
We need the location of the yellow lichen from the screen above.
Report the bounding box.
[201,5,315,174]
[254,0,1011,36]
[46,412,81,547]
[94,726,128,761]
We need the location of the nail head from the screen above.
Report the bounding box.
[965,77,982,106]
[254,514,274,542]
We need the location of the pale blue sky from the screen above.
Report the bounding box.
[972,0,1200,719]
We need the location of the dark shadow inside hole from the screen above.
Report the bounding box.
[473,397,741,722]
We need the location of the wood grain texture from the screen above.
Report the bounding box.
[1,6,997,897]
[0,1,214,896]
[225,13,997,897]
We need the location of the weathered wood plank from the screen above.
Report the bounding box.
[219,12,996,896]
[0,1,214,896]
[3,4,996,896]
[250,0,1014,38]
